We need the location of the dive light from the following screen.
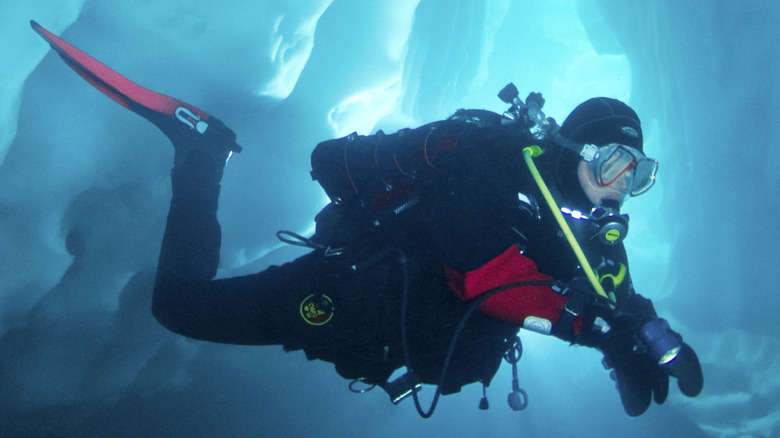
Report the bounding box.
[638,318,682,365]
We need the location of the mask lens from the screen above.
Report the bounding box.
[598,145,636,187]
[592,144,658,197]
[631,158,658,196]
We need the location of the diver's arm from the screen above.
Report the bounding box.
[551,245,704,417]
[445,230,703,416]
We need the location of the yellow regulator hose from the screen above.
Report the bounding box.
[522,146,614,304]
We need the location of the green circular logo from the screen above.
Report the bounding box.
[300,294,334,326]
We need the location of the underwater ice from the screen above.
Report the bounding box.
[0,1,777,437]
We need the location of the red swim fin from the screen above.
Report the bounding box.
[30,20,230,140]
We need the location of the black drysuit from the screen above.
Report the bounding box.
[152,115,634,394]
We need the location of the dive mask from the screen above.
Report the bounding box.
[587,143,658,197]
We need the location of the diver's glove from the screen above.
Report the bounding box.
[596,295,703,416]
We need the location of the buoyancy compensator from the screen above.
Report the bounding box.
[298,84,586,417]
[310,121,460,209]
[309,112,512,252]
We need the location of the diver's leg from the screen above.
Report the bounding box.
[150,113,297,345]
[31,21,292,346]
[150,114,343,347]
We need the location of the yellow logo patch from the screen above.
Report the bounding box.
[300,294,334,326]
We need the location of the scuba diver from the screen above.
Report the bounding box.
[32,21,703,418]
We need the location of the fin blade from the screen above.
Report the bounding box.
[30,20,209,120]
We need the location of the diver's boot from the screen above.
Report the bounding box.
[142,107,240,182]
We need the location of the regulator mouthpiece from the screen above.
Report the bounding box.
[589,201,629,245]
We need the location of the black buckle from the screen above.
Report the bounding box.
[551,285,588,342]
[382,370,422,404]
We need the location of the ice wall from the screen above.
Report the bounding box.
[595,1,780,436]
[0,0,776,437]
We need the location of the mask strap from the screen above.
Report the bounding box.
[553,133,600,161]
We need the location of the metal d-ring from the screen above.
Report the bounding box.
[349,378,376,394]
